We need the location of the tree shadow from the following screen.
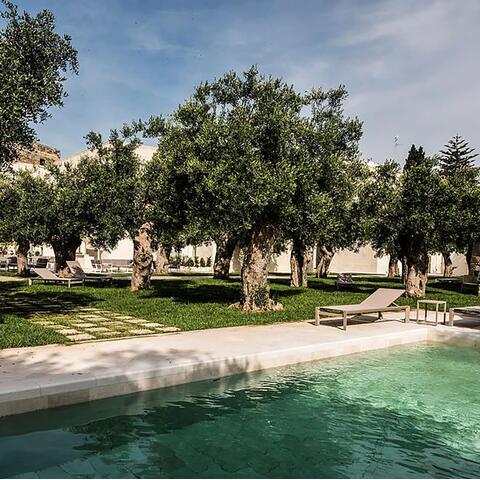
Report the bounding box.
[142,278,305,306]
[0,282,103,321]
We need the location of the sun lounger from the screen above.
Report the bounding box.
[315,288,410,330]
[448,306,480,326]
[67,261,113,284]
[28,268,84,288]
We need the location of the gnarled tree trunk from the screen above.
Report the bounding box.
[419,252,429,294]
[16,238,30,276]
[405,250,428,298]
[290,238,311,287]
[315,244,335,278]
[51,235,82,277]
[466,243,474,276]
[239,223,282,312]
[213,237,237,280]
[155,243,171,274]
[131,222,154,291]
[442,252,454,277]
[401,256,408,285]
[387,255,399,278]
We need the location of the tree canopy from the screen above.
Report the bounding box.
[0,169,50,273]
[156,67,363,308]
[439,135,478,178]
[0,0,78,170]
[437,136,480,274]
[363,147,444,297]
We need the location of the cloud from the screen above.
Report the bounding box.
[19,0,480,163]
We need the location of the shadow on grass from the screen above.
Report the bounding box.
[0,281,102,321]
[142,278,304,305]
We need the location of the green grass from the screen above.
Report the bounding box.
[1,275,479,349]
[0,314,67,349]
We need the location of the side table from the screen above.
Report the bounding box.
[416,299,447,326]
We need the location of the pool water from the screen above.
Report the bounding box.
[1,343,479,478]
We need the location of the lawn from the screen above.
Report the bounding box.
[1,274,479,349]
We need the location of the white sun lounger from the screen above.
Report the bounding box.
[315,288,410,330]
[67,261,113,284]
[28,268,84,288]
[448,306,480,326]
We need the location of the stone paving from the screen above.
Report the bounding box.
[0,294,180,343]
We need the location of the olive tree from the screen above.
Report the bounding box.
[0,1,78,170]
[282,86,364,287]
[363,148,443,297]
[41,152,129,276]
[361,161,403,279]
[0,170,50,274]
[157,67,363,310]
[85,127,156,291]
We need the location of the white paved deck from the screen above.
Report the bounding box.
[1,315,479,417]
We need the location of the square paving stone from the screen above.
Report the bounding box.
[66,333,96,341]
[113,315,135,320]
[129,329,154,335]
[83,315,109,321]
[57,328,80,335]
[84,327,110,333]
[160,327,181,332]
[124,319,147,324]
[141,322,164,327]
[72,322,97,328]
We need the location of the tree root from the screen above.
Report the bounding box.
[228,299,284,312]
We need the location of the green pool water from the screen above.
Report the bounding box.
[1,343,479,478]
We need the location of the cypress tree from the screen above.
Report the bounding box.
[404,144,426,171]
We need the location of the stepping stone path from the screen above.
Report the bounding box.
[0,293,181,344]
[68,333,96,341]
[128,328,154,335]
[57,328,80,335]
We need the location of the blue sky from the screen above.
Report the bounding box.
[13,0,480,162]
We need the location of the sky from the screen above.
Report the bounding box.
[11,0,480,162]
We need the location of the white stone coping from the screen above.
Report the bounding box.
[0,318,478,417]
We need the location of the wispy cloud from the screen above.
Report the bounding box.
[16,0,480,163]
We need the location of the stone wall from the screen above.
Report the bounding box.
[17,142,61,167]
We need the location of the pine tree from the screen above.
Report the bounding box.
[439,135,478,176]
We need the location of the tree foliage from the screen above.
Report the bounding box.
[0,0,78,170]
[439,135,478,177]
[0,169,50,273]
[437,136,480,273]
[363,147,444,297]
[156,66,363,308]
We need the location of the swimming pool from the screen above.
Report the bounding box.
[1,343,479,478]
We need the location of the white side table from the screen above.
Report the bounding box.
[416,299,447,326]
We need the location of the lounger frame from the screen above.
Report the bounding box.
[28,276,84,288]
[315,304,410,330]
[448,306,480,326]
[66,261,113,284]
